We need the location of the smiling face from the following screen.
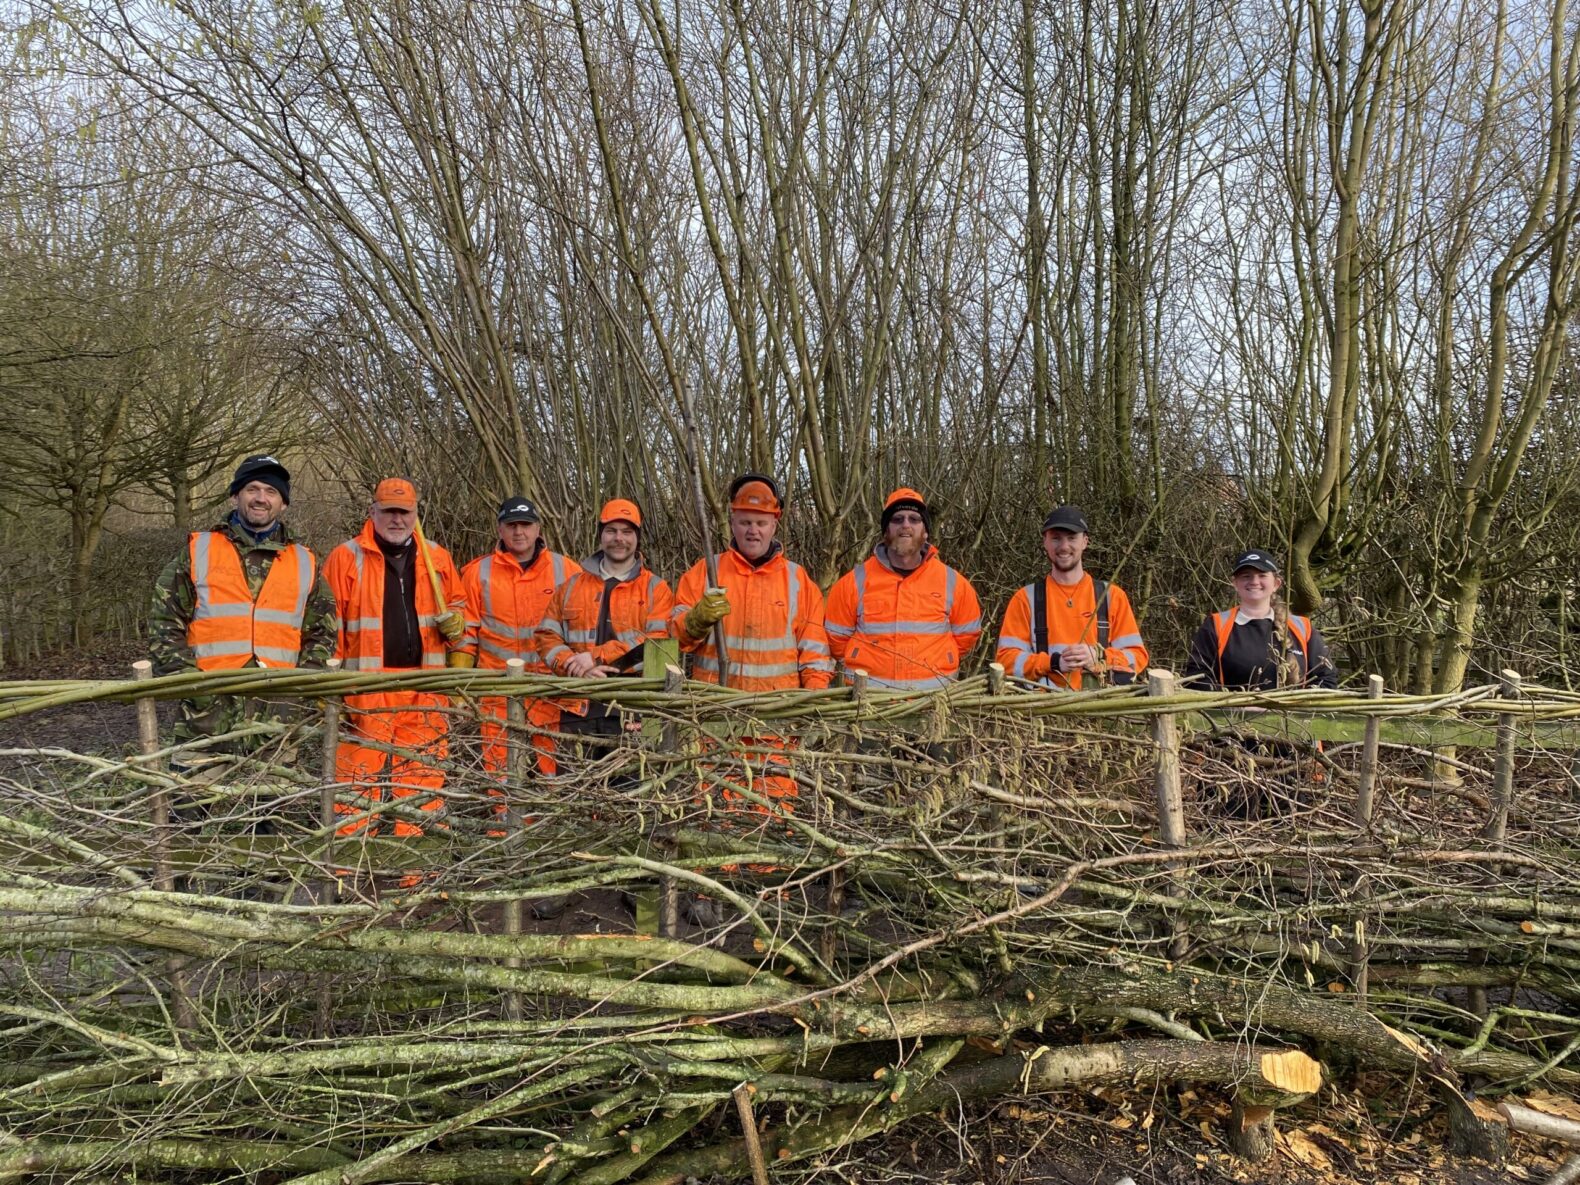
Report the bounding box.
[1043,528,1087,577]
[730,510,778,561]
[371,502,416,546]
[232,481,285,531]
[1232,566,1281,607]
[497,519,541,560]
[599,520,639,565]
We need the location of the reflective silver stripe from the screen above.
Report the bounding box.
[566,629,597,644]
[696,655,800,678]
[352,543,365,583]
[999,636,1032,653]
[725,634,798,653]
[804,659,835,672]
[945,567,956,616]
[644,618,667,632]
[194,603,251,619]
[283,543,312,623]
[540,644,571,667]
[343,617,382,633]
[254,646,300,664]
[800,639,831,655]
[853,563,867,630]
[825,621,855,638]
[253,608,302,626]
[421,652,446,667]
[866,673,953,691]
[857,621,954,636]
[1011,651,1033,677]
[954,617,982,634]
[785,564,800,655]
[615,629,644,647]
[479,555,497,627]
[342,656,381,671]
[417,614,442,627]
[1110,633,1144,650]
[190,640,254,658]
[482,639,538,665]
[550,553,568,585]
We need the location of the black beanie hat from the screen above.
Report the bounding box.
[229,455,291,505]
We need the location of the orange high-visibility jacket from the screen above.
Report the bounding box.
[671,546,835,690]
[535,556,674,677]
[460,546,573,672]
[323,521,463,671]
[823,546,983,690]
[185,530,317,670]
[995,573,1148,690]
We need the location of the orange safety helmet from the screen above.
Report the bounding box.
[728,473,783,517]
[598,498,643,530]
[373,477,419,510]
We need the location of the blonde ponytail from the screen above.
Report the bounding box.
[1270,596,1302,688]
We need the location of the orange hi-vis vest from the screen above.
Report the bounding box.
[186,531,316,670]
[824,546,983,691]
[535,559,674,676]
[1210,607,1312,686]
[672,547,835,691]
[995,573,1148,690]
[461,546,572,672]
[323,521,460,672]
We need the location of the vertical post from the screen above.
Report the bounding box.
[658,664,686,938]
[134,660,192,1032]
[1484,670,1522,844]
[1148,671,1185,847]
[823,671,867,966]
[316,657,343,1039]
[133,661,171,888]
[503,658,527,1019]
[1356,674,1383,826]
[986,661,1005,696]
[1148,670,1187,959]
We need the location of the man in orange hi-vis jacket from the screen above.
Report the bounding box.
[323,477,466,835]
[458,495,573,778]
[672,474,834,826]
[824,488,983,690]
[995,504,1148,690]
[532,499,673,769]
[671,473,834,692]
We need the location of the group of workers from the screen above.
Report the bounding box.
[150,454,1336,833]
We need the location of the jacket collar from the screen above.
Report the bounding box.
[872,542,935,577]
[581,550,646,584]
[216,515,294,550]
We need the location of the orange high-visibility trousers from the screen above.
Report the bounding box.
[335,689,448,836]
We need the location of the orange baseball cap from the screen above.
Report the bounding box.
[599,498,642,529]
[373,477,419,510]
[729,478,782,517]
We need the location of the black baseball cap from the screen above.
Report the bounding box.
[496,496,541,524]
[229,455,290,504]
[1232,549,1279,574]
[1041,504,1089,534]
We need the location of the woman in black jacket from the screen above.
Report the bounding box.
[1185,549,1338,690]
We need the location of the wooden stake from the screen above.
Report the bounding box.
[316,657,343,1039]
[503,658,527,1019]
[658,664,685,939]
[732,1083,771,1185]
[1148,670,1187,959]
[1485,669,1522,843]
[133,660,192,1033]
[1356,674,1383,826]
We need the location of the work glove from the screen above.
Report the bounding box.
[683,589,731,639]
[436,609,466,642]
[446,651,476,669]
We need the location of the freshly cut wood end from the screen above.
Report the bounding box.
[1257,1049,1322,1095]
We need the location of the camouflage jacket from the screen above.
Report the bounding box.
[149,515,340,676]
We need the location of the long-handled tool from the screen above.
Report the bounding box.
[675,379,731,686]
[414,518,468,668]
